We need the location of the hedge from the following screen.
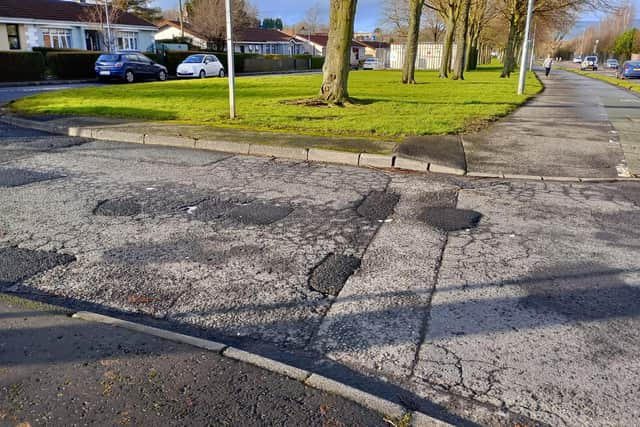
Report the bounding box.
[164,51,325,75]
[46,52,103,79]
[0,51,46,82]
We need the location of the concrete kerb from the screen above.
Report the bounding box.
[69,309,452,425]
[4,114,640,183]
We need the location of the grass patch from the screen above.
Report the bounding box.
[11,65,541,138]
[560,67,640,94]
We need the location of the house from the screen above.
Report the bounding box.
[154,20,207,49]
[155,24,304,56]
[357,40,391,68]
[0,0,157,52]
[294,33,367,64]
[234,28,304,55]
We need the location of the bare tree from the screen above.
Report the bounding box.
[187,0,258,51]
[320,0,358,104]
[304,2,326,33]
[452,0,472,79]
[82,0,125,52]
[402,0,425,83]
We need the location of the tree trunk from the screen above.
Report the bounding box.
[319,0,358,104]
[451,0,471,80]
[439,12,456,78]
[466,27,479,71]
[500,16,518,77]
[402,0,424,84]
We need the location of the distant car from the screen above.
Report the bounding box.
[580,55,598,71]
[176,54,225,78]
[95,53,168,83]
[362,57,382,70]
[617,60,640,79]
[606,59,619,69]
[573,56,582,63]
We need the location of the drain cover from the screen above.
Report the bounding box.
[0,247,75,286]
[357,191,400,221]
[418,207,482,231]
[0,168,65,187]
[309,253,361,296]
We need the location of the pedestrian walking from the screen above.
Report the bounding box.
[543,55,553,77]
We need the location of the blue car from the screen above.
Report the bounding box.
[618,61,640,79]
[95,53,168,83]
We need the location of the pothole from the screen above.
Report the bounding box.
[418,207,482,231]
[0,247,76,286]
[357,191,400,221]
[93,198,143,216]
[229,202,293,225]
[0,168,65,187]
[309,253,361,296]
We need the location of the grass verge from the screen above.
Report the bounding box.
[11,65,541,139]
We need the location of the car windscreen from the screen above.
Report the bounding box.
[184,55,205,63]
[627,61,640,67]
[97,54,120,62]
[585,56,597,61]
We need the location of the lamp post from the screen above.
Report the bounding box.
[225,0,236,119]
[529,23,536,71]
[178,0,184,38]
[517,0,534,95]
[104,0,112,52]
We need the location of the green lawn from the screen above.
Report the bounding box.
[12,66,541,138]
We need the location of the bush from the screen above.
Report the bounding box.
[311,56,325,69]
[46,52,103,79]
[0,51,46,81]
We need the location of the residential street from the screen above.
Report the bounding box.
[1,82,640,427]
[0,83,99,105]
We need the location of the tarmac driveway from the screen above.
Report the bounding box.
[1,121,640,426]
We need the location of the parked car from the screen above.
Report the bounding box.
[573,56,582,63]
[362,57,382,70]
[177,54,225,78]
[605,58,619,69]
[95,53,168,83]
[580,56,598,71]
[617,60,640,79]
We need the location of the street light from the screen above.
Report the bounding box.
[225,0,236,119]
[517,0,534,95]
[104,0,112,52]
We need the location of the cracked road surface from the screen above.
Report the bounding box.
[1,121,640,426]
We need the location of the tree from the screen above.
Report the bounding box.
[122,0,162,22]
[187,0,258,50]
[451,0,472,79]
[427,0,462,78]
[81,0,125,52]
[320,0,358,104]
[402,0,425,83]
[613,28,639,60]
[305,2,326,33]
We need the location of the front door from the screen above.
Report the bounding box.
[85,30,101,51]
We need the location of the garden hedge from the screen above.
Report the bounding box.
[46,52,103,79]
[0,51,46,82]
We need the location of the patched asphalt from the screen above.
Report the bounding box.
[308,253,361,296]
[356,190,400,221]
[0,167,65,187]
[0,247,75,286]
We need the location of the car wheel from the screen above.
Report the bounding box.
[124,70,135,83]
[158,70,167,81]
[218,68,226,78]
[199,70,206,79]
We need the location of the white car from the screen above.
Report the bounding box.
[177,54,225,78]
[362,57,382,70]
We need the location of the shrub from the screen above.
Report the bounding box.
[311,56,325,69]
[0,51,46,81]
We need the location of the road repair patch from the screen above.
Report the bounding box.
[308,253,361,296]
[0,247,75,286]
[0,168,65,187]
[356,191,400,221]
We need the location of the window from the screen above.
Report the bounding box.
[116,32,137,51]
[7,24,20,49]
[42,28,71,49]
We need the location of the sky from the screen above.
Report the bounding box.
[153,0,640,34]
[153,0,383,32]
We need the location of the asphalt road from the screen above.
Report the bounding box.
[1,114,640,424]
[0,83,100,105]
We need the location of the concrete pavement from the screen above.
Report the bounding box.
[2,120,640,425]
[464,68,639,178]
